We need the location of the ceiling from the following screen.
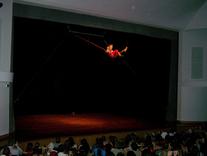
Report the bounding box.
[14,0,207,30]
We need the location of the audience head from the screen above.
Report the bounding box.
[26,142,33,151]
[2,146,10,156]
[55,137,61,144]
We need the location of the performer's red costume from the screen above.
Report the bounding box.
[108,49,122,58]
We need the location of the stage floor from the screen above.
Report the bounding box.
[15,113,164,140]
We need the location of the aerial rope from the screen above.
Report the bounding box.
[14,38,66,104]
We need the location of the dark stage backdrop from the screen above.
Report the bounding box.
[13,17,172,120]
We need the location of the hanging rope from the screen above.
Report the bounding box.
[73,34,106,52]
[14,38,66,104]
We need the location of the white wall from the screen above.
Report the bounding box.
[177,1,207,122]
[178,29,207,121]
[0,0,13,136]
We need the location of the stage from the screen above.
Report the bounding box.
[15,113,165,141]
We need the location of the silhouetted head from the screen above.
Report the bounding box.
[55,137,61,143]
[106,43,113,51]
[2,146,10,156]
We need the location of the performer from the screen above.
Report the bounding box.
[105,43,128,58]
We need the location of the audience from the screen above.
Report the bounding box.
[33,142,42,156]
[1,146,11,156]
[23,143,33,156]
[8,143,23,156]
[92,137,106,156]
[48,137,61,152]
[78,139,90,156]
[57,144,68,156]
[1,126,207,156]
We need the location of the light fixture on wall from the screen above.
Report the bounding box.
[0,2,3,8]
